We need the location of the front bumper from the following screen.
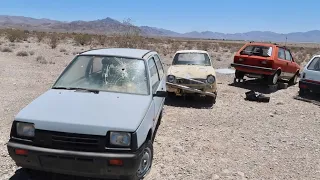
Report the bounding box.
[299,79,320,93]
[7,141,143,179]
[166,82,217,97]
[231,63,276,75]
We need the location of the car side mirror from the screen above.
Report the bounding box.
[153,91,168,97]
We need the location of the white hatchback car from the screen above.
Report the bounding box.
[7,48,167,180]
[299,55,320,96]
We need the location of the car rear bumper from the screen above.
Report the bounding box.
[231,63,276,75]
[7,141,142,179]
[299,79,320,93]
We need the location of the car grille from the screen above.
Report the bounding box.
[33,130,106,152]
[176,78,207,84]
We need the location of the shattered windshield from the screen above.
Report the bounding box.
[53,55,149,95]
[172,53,211,66]
[240,45,272,57]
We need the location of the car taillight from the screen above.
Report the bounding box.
[261,60,272,68]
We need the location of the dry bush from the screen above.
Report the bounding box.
[49,34,59,49]
[5,29,28,42]
[74,33,92,46]
[9,43,15,47]
[36,56,47,64]
[96,35,107,45]
[16,51,28,56]
[29,51,35,56]
[36,32,46,42]
[60,48,67,52]
[1,47,13,52]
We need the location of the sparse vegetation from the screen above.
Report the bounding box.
[5,29,28,42]
[36,56,47,64]
[60,48,67,52]
[1,47,13,52]
[74,33,92,46]
[16,51,29,56]
[49,34,59,49]
[36,31,46,42]
[29,51,35,55]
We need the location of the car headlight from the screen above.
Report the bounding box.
[16,122,35,137]
[110,132,131,147]
[207,75,216,84]
[167,75,175,83]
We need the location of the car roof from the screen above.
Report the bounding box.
[245,42,276,46]
[175,50,209,54]
[80,48,153,59]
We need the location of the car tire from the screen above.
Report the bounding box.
[125,140,153,180]
[235,70,245,79]
[206,92,217,105]
[268,72,279,85]
[167,92,176,99]
[289,73,298,86]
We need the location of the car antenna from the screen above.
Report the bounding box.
[285,36,288,47]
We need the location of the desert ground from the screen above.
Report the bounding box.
[0,31,320,180]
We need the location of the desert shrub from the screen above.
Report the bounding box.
[29,51,35,55]
[1,47,13,52]
[49,34,59,49]
[74,33,92,46]
[96,35,107,45]
[5,29,27,42]
[60,48,67,52]
[16,51,28,56]
[36,56,47,64]
[36,32,46,42]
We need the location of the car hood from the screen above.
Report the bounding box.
[167,65,216,79]
[15,89,152,136]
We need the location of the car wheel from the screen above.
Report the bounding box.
[206,93,217,105]
[289,73,298,85]
[268,72,279,85]
[235,70,245,79]
[126,140,153,180]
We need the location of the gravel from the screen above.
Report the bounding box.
[0,41,319,180]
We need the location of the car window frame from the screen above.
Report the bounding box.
[147,56,161,94]
[153,54,164,78]
[284,49,293,62]
[307,57,320,72]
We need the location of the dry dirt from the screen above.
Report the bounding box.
[0,39,320,180]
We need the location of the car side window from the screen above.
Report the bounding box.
[285,50,293,61]
[148,57,160,93]
[278,48,285,59]
[153,54,164,78]
[307,57,320,71]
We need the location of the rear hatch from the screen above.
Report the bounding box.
[234,44,273,68]
[303,56,320,83]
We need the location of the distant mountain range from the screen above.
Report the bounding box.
[1,15,320,43]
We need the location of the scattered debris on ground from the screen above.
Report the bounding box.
[245,90,270,102]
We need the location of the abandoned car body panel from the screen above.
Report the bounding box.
[231,42,300,85]
[299,55,320,95]
[7,48,167,180]
[166,50,217,102]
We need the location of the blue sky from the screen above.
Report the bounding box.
[0,0,318,34]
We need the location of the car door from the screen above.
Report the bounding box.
[276,47,290,78]
[147,56,162,130]
[284,49,298,77]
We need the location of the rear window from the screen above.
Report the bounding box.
[307,57,320,71]
[240,45,272,57]
[172,52,211,66]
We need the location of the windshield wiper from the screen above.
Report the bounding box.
[52,87,99,94]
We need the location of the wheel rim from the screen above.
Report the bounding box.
[273,73,278,84]
[294,75,298,83]
[137,147,152,177]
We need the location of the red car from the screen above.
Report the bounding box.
[231,42,301,85]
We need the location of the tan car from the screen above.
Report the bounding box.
[166,50,217,103]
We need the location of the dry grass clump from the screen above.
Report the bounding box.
[36,56,47,64]
[1,47,13,52]
[49,34,59,49]
[16,51,29,56]
[60,48,67,52]
[5,29,28,42]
